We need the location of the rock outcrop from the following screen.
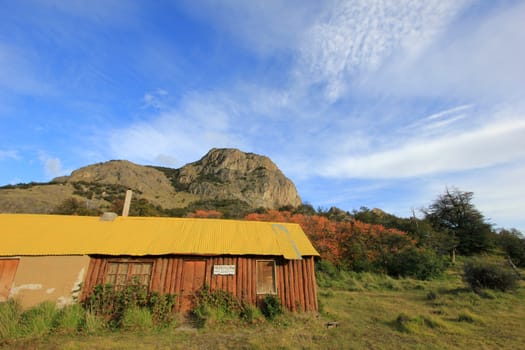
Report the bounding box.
[57,160,176,198]
[175,148,301,208]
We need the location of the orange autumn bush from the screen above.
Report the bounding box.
[245,210,414,272]
[187,209,223,218]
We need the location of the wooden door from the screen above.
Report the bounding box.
[179,260,206,312]
[0,259,19,301]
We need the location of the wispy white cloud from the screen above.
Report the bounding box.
[108,91,246,166]
[426,104,473,121]
[178,0,472,103]
[143,89,169,110]
[0,43,55,96]
[369,1,525,100]
[0,150,19,160]
[295,0,470,101]
[177,0,323,55]
[465,164,525,230]
[405,104,473,136]
[320,110,525,179]
[153,154,179,167]
[38,152,64,178]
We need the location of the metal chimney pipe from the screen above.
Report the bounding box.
[122,189,132,217]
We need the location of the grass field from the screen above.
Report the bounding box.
[2,264,524,349]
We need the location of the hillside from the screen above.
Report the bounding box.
[0,148,301,216]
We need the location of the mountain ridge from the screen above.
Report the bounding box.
[0,148,302,216]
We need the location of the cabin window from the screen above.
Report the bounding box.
[105,261,153,290]
[256,260,277,294]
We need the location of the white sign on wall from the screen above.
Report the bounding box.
[213,264,236,275]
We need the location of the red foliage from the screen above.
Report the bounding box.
[244,210,293,223]
[187,210,223,219]
[245,210,414,268]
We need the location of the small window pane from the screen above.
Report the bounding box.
[106,274,116,285]
[132,263,151,275]
[142,264,152,274]
[130,263,141,274]
[117,263,128,274]
[107,263,118,274]
[257,260,276,294]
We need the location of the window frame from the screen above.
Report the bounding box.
[256,259,277,295]
[104,258,154,290]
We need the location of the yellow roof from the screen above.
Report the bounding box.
[0,214,319,260]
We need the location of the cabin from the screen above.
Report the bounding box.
[0,213,319,312]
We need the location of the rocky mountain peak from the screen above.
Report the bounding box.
[175,148,301,208]
[187,148,278,173]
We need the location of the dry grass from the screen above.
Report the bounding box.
[0,184,77,213]
[3,266,524,350]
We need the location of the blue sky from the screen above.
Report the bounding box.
[1,0,524,231]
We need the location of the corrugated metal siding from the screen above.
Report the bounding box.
[1,214,319,259]
[82,255,318,312]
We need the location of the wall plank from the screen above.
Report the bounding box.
[276,260,285,307]
[302,258,311,311]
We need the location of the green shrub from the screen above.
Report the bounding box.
[315,260,340,279]
[191,286,242,327]
[385,247,448,280]
[495,229,525,267]
[148,292,176,326]
[315,260,339,288]
[84,283,122,326]
[190,286,274,326]
[53,304,84,334]
[120,307,154,332]
[121,280,149,309]
[319,290,335,298]
[82,311,107,334]
[348,257,375,273]
[317,298,325,314]
[463,258,519,291]
[0,299,23,340]
[83,281,176,329]
[239,302,264,324]
[20,301,57,337]
[458,310,476,323]
[394,313,446,333]
[394,313,411,333]
[315,260,362,290]
[260,295,283,320]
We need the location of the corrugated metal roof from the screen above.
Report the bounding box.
[0,214,319,260]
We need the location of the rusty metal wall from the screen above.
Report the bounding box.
[83,255,318,312]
